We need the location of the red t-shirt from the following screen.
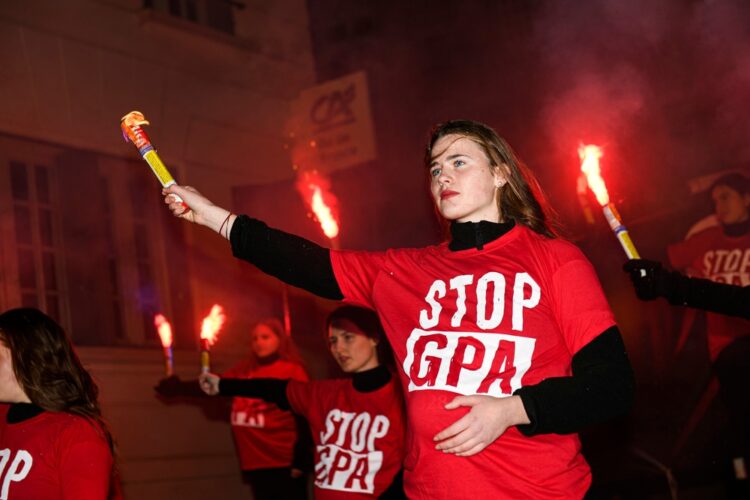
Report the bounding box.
[286,376,405,499]
[668,226,750,359]
[223,359,308,470]
[0,404,114,500]
[330,224,615,499]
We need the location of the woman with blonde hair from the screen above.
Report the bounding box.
[156,317,310,499]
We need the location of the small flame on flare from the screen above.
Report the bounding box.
[200,304,226,346]
[311,187,339,238]
[154,314,173,348]
[578,144,609,206]
[296,171,340,239]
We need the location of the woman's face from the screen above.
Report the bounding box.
[429,134,505,223]
[0,343,29,403]
[250,324,281,358]
[712,185,750,225]
[328,320,379,373]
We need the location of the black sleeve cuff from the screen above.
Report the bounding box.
[667,274,750,320]
[291,414,314,472]
[514,326,635,436]
[218,378,292,411]
[229,215,343,300]
[154,376,205,398]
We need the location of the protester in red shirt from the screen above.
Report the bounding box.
[0,308,118,500]
[223,318,309,498]
[624,172,750,496]
[664,173,750,360]
[163,119,635,499]
[156,318,310,499]
[201,306,406,499]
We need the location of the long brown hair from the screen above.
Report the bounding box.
[425,119,559,238]
[0,308,114,453]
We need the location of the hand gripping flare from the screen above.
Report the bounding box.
[121,111,186,206]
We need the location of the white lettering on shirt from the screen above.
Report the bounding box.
[702,248,750,285]
[418,271,542,331]
[231,400,269,428]
[315,410,390,493]
[0,449,33,499]
[419,280,446,329]
[403,329,536,397]
[450,274,474,327]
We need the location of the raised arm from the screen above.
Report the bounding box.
[163,185,237,239]
[624,258,750,319]
[163,185,343,299]
[200,373,292,410]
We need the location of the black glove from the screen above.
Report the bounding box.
[154,375,185,397]
[625,260,750,317]
[154,375,205,398]
[622,259,672,301]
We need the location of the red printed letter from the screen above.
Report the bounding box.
[325,450,352,485]
[446,336,486,387]
[477,340,516,394]
[345,456,370,490]
[410,334,447,387]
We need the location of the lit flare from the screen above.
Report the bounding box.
[120,110,185,206]
[154,314,173,347]
[199,304,226,374]
[296,170,340,239]
[578,145,609,206]
[311,187,339,238]
[154,314,174,376]
[200,304,226,346]
[578,144,640,260]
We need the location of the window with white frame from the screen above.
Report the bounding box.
[0,136,188,347]
[9,161,64,323]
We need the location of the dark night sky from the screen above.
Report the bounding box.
[305,0,750,253]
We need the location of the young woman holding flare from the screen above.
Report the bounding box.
[163,120,635,499]
[222,318,309,499]
[200,306,406,499]
[156,318,310,499]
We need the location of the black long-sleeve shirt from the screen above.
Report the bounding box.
[664,272,750,320]
[218,364,393,403]
[229,215,635,435]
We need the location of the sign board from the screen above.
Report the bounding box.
[287,71,376,172]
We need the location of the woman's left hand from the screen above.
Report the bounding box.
[433,395,529,457]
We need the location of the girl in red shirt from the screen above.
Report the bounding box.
[156,318,310,499]
[0,308,118,500]
[223,318,310,499]
[200,306,406,499]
